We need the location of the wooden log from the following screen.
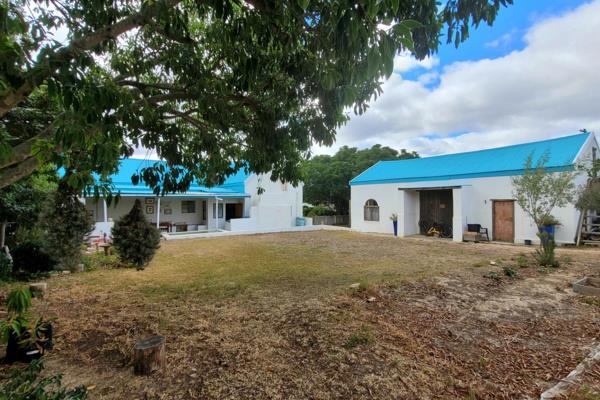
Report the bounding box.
[29,282,47,298]
[133,335,165,375]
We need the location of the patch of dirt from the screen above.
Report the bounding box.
[0,232,598,399]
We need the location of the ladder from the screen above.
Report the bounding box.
[577,210,600,246]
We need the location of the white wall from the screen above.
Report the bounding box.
[350,136,598,244]
[242,173,304,230]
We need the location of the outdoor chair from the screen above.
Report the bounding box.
[465,224,490,242]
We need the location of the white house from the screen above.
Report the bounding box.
[350,132,599,244]
[84,159,304,238]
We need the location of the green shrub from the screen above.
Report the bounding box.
[503,266,517,278]
[0,359,87,399]
[112,199,161,270]
[535,236,559,268]
[305,204,335,217]
[11,240,56,274]
[515,254,528,268]
[343,325,373,349]
[43,182,93,271]
[81,253,122,271]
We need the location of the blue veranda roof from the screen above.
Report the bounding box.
[89,158,251,196]
[350,132,592,186]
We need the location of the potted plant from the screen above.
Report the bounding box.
[538,214,561,239]
[390,213,398,237]
[1,287,53,363]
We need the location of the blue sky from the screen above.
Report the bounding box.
[322,0,600,156]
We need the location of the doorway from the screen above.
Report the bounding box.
[418,190,453,235]
[493,200,515,242]
[225,203,244,221]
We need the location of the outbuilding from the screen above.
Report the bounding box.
[349,132,598,244]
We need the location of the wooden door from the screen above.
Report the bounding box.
[493,200,514,242]
[419,190,453,234]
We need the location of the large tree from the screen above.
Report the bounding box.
[0,0,511,193]
[303,144,418,214]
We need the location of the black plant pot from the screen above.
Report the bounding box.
[5,322,53,364]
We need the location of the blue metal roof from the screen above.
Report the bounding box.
[350,132,592,186]
[93,158,251,196]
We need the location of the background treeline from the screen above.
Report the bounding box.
[302,145,419,216]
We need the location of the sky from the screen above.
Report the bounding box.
[315,0,600,157]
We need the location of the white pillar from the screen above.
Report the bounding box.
[217,197,221,230]
[452,188,463,242]
[156,197,161,228]
[102,199,108,223]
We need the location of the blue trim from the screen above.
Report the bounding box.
[350,165,574,186]
[113,193,250,198]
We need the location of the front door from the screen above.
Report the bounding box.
[493,200,514,242]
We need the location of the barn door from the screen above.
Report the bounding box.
[493,200,514,242]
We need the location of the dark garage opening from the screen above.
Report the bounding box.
[418,189,453,236]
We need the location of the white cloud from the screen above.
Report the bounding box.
[393,52,439,72]
[324,0,600,157]
[484,31,515,49]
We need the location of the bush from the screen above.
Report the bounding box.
[503,266,517,278]
[112,199,161,270]
[81,252,122,271]
[304,204,336,217]
[11,240,56,274]
[535,235,559,268]
[0,359,87,399]
[343,325,373,349]
[43,182,93,271]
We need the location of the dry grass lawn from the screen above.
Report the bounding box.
[1,231,600,399]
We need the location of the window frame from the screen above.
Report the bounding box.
[363,199,380,222]
[181,200,196,214]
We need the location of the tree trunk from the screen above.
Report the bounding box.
[0,222,6,248]
[133,335,166,375]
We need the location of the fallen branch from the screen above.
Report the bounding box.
[539,342,600,399]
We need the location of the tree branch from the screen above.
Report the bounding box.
[0,0,184,118]
[0,157,40,189]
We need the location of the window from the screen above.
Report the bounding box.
[212,203,224,218]
[593,147,597,162]
[181,200,196,214]
[202,201,207,220]
[364,199,379,221]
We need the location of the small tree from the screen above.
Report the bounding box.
[576,158,600,212]
[43,181,93,271]
[512,152,576,229]
[112,200,161,270]
[512,151,576,267]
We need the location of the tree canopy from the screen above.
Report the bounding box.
[1,0,511,193]
[302,144,418,214]
[511,152,576,228]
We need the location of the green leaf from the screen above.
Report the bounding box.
[297,0,309,10]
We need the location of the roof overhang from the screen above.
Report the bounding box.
[397,185,465,191]
[87,192,250,198]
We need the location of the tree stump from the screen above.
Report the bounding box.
[133,335,165,375]
[29,282,47,298]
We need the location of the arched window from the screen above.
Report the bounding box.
[364,199,379,221]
